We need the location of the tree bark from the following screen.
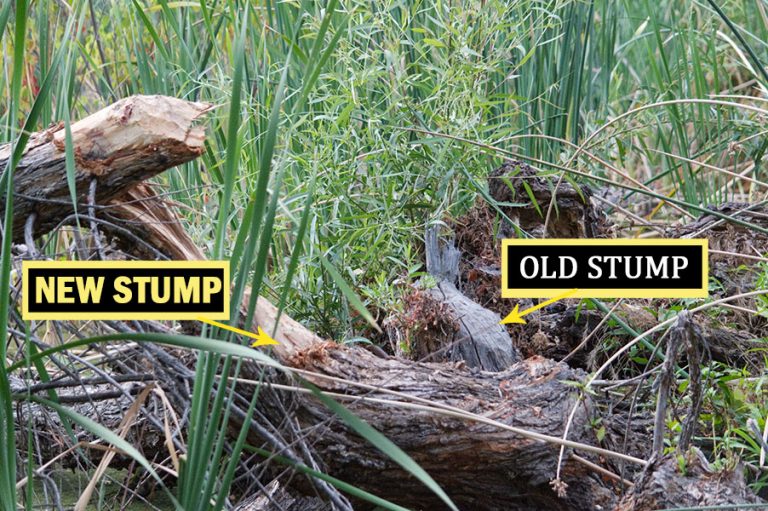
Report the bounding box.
[616,454,764,510]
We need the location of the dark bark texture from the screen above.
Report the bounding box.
[617,454,764,511]
[254,349,617,511]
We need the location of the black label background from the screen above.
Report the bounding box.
[27,268,225,313]
[505,244,703,289]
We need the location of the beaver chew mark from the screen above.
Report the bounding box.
[119,103,134,124]
[1,95,211,243]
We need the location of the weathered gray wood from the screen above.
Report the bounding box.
[425,226,461,282]
[0,95,210,242]
[427,280,520,371]
[422,225,519,371]
[233,481,327,511]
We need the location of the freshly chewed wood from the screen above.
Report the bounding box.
[106,184,323,361]
[0,95,210,242]
[107,173,767,510]
[106,183,204,261]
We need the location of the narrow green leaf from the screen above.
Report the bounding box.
[320,254,381,332]
[301,378,458,511]
[30,397,181,509]
[247,445,411,511]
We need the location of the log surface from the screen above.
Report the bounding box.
[427,280,519,370]
[265,349,615,510]
[423,226,519,371]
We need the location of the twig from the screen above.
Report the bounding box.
[22,373,156,394]
[88,179,106,259]
[571,453,634,488]
[12,388,142,404]
[652,314,685,457]
[24,213,38,258]
[678,314,704,452]
[40,213,169,260]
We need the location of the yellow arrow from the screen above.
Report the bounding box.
[500,288,579,325]
[197,317,280,347]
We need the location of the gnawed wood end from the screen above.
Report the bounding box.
[3,95,212,241]
[52,95,210,176]
[109,183,206,261]
[245,289,323,360]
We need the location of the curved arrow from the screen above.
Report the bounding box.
[500,288,580,325]
[197,317,280,347]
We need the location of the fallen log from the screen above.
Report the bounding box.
[112,186,765,510]
[100,126,624,511]
[13,96,765,510]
